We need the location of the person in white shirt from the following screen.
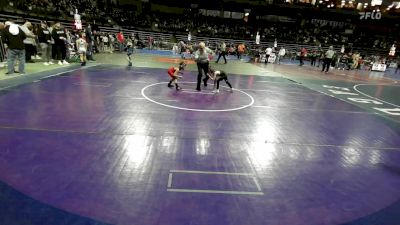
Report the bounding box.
[109,34,115,53]
[277,47,286,64]
[216,41,227,64]
[322,46,335,73]
[76,33,87,66]
[172,44,179,55]
[255,32,260,45]
[102,35,109,52]
[265,47,272,64]
[19,21,36,63]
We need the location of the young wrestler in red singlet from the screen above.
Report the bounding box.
[167,62,186,90]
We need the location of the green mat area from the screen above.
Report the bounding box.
[0,53,293,91]
[94,53,283,77]
[0,62,71,81]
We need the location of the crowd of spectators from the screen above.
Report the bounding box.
[1,1,398,53]
[1,18,398,76]
[0,17,152,69]
[4,0,108,24]
[106,8,397,50]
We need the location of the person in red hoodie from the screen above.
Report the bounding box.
[117,31,124,52]
[148,35,154,50]
[299,47,307,66]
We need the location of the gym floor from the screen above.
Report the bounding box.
[0,53,400,225]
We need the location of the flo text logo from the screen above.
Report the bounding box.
[359,12,382,20]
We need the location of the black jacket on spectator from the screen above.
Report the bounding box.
[37,26,51,43]
[51,27,66,44]
[1,25,26,50]
[85,26,93,42]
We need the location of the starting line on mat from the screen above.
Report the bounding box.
[166,170,264,196]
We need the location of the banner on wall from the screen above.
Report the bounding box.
[260,53,276,63]
[259,15,295,23]
[199,9,220,17]
[223,11,231,18]
[372,63,387,72]
[199,9,207,15]
[311,19,348,27]
[206,10,220,17]
[345,29,354,34]
[231,12,244,19]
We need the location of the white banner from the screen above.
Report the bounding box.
[260,53,276,63]
[259,15,295,23]
[206,10,220,17]
[231,12,244,19]
[345,29,354,34]
[199,9,207,16]
[223,11,231,18]
[199,9,221,17]
[372,63,387,72]
[311,19,348,27]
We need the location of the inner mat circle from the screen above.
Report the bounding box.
[141,82,255,112]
